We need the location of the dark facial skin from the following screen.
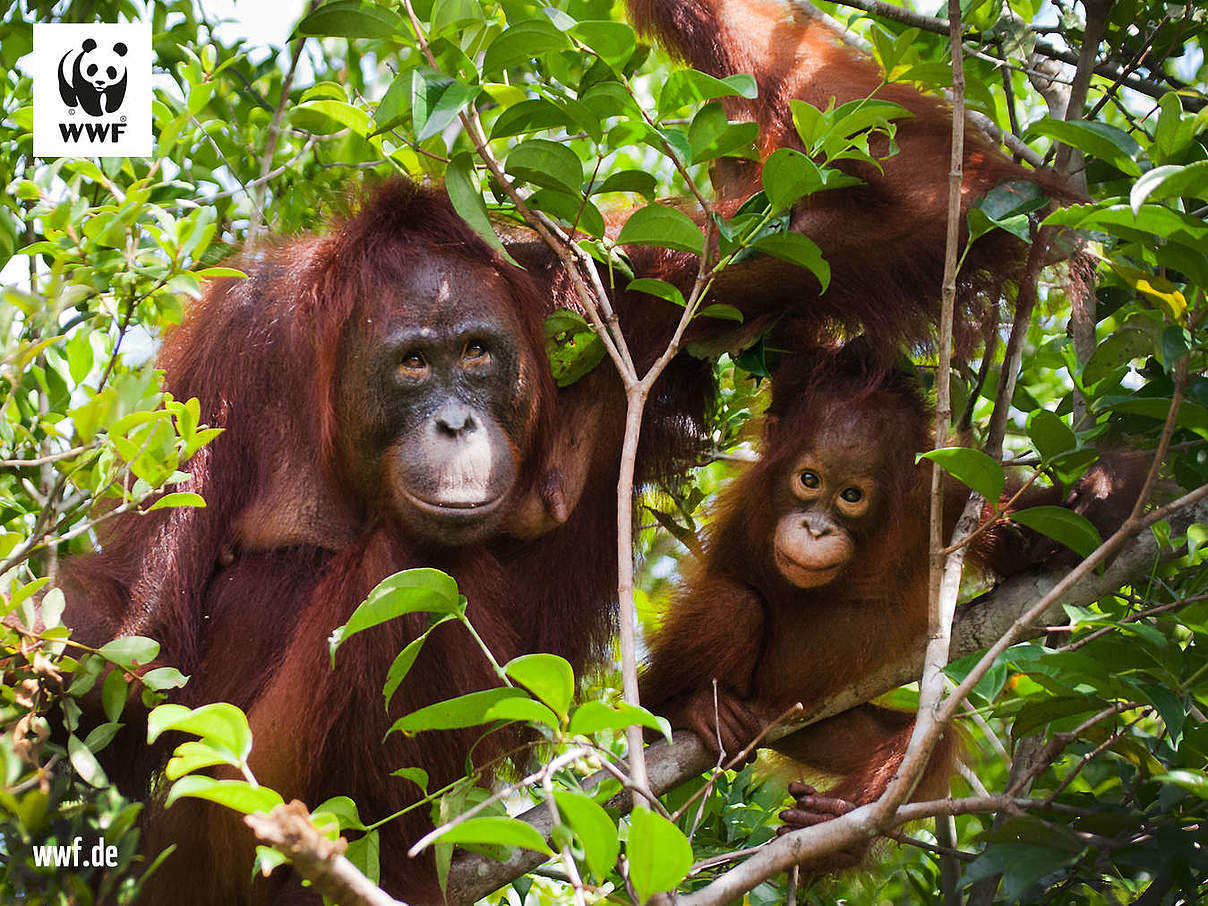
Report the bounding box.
[771,411,889,588]
[336,252,538,545]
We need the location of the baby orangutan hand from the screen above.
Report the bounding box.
[676,685,765,764]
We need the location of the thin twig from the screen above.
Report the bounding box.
[1059,594,1208,654]
[246,0,321,243]
[2,445,94,468]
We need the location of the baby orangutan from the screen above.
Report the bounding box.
[640,350,1139,842]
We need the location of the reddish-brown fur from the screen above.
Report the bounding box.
[627,0,1077,352]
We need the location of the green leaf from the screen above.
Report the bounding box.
[388,688,526,735]
[314,796,367,832]
[147,702,253,762]
[1011,506,1103,558]
[434,816,551,855]
[445,152,517,266]
[687,102,758,165]
[762,148,824,210]
[292,100,370,136]
[148,492,206,511]
[504,653,575,716]
[294,1,404,38]
[963,842,1082,901]
[592,169,658,199]
[919,447,1004,501]
[505,140,583,195]
[627,278,685,307]
[570,20,636,67]
[1026,119,1143,175]
[627,807,692,902]
[254,846,289,878]
[141,666,189,692]
[345,829,381,885]
[194,265,248,280]
[750,233,830,293]
[430,0,481,35]
[166,776,284,814]
[165,741,235,779]
[383,615,454,709]
[371,74,412,135]
[392,766,430,793]
[1083,329,1152,386]
[411,69,476,143]
[616,204,704,255]
[1044,203,1208,247]
[1098,397,1208,435]
[483,697,560,728]
[1136,682,1184,744]
[81,722,121,754]
[102,668,128,723]
[581,82,639,119]
[1130,162,1208,212]
[527,189,606,238]
[976,179,1048,221]
[1011,694,1099,739]
[567,701,669,740]
[330,568,462,660]
[827,97,913,144]
[68,734,108,788]
[967,207,1029,243]
[482,20,570,75]
[659,69,756,113]
[1187,523,1207,562]
[553,790,619,880]
[491,98,573,139]
[98,636,160,668]
[698,304,743,322]
[1162,326,1191,368]
[1157,769,1208,799]
[544,309,607,387]
[1153,92,1197,160]
[1025,410,1076,462]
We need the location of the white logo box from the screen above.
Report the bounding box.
[33,22,152,158]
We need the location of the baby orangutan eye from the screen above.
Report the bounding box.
[840,487,863,503]
[799,470,821,489]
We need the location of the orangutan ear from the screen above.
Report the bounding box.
[762,414,780,446]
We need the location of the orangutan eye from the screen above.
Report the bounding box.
[799,470,820,489]
[397,352,428,378]
[840,487,864,503]
[462,342,488,362]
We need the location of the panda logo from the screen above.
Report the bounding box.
[58,38,128,117]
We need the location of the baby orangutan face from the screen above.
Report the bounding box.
[771,423,888,589]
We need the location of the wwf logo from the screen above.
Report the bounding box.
[58,37,128,116]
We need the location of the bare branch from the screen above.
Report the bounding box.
[246,0,320,243]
